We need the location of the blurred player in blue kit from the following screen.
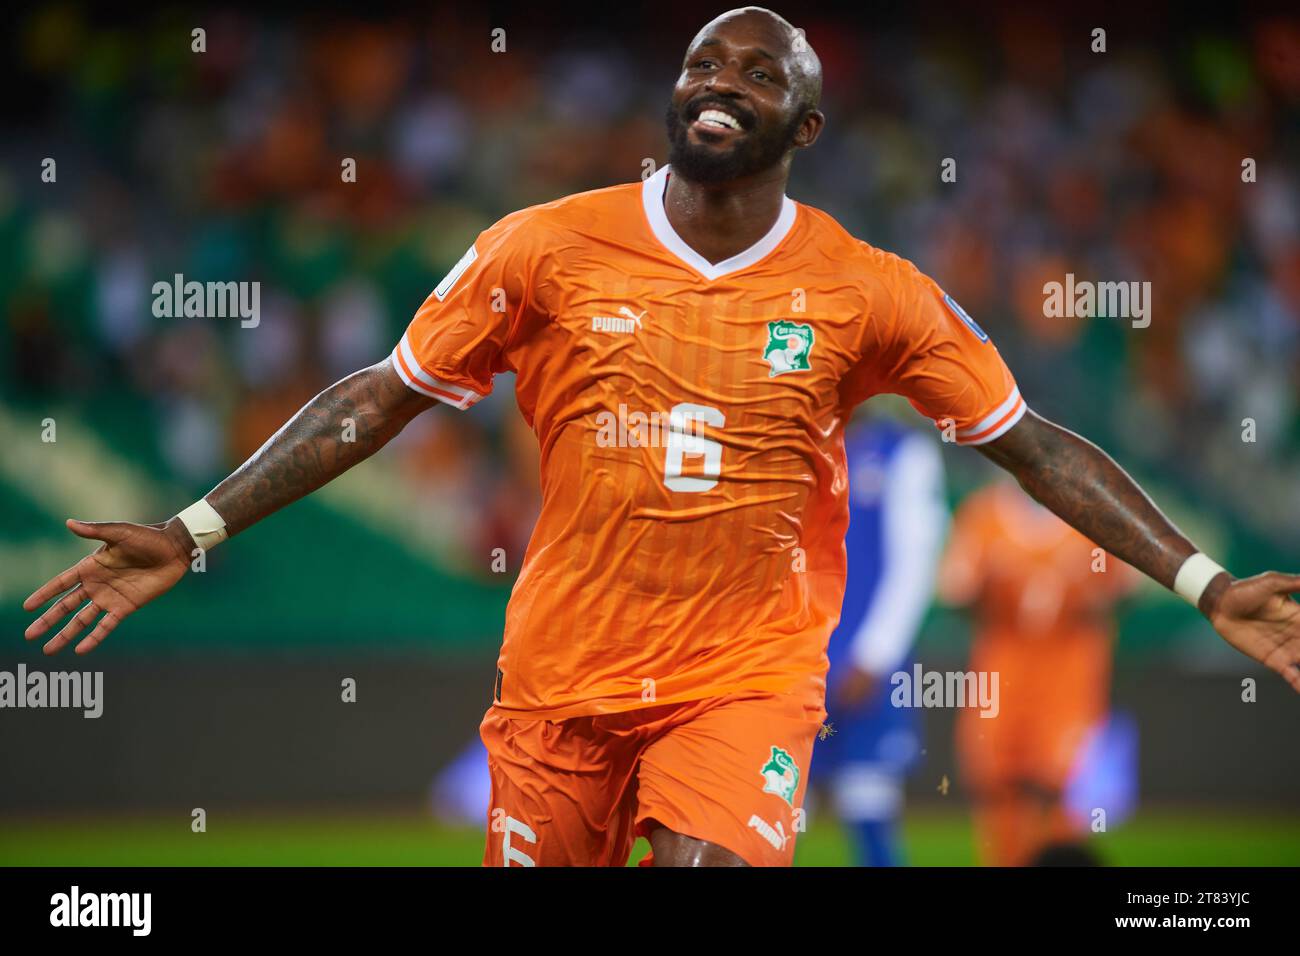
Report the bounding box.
[812,413,948,867]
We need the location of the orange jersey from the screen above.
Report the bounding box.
[394,164,1026,719]
[939,481,1138,642]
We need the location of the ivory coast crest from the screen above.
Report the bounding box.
[763,321,814,376]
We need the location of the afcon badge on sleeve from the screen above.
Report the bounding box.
[942,293,989,343]
[434,244,479,301]
[759,745,800,806]
[763,321,815,376]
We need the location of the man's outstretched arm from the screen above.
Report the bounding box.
[23,358,436,655]
[205,357,434,536]
[979,409,1300,692]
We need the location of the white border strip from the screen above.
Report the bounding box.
[640,164,797,281]
[958,401,1026,445]
[392,334,482,410]
[956,387,1023,440]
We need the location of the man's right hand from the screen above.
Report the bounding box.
[22,518,196,656]
[20,361,436,657]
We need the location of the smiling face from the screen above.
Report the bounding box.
[666,7,824,184]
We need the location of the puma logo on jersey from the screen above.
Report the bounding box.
[592,306,647,333]
[747,814,789,851]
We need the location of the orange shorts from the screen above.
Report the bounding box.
[957,632,1110,794]
[479,687,826,867]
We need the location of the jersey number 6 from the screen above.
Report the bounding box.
[663,402,725,493]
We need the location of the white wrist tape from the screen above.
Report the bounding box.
[1173,552,1226,607]
[177,499,229,552]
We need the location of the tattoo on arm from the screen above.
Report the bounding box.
[204,358,436,536]
[977,410,1198,590]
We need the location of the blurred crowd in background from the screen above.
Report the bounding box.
[3,3,1299,573]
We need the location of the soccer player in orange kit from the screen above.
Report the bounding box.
[940,481,1138,866]
[22,7,1300,866]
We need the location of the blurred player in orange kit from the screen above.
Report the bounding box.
[22,7,1300,868]
[939,480,1139,866]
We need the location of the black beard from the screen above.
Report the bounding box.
[664,101,802,184]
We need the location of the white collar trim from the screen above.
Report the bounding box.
[640,164,798,281]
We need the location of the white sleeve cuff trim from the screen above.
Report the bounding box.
[392,335,483,410]
[956,387,1021,438]
[955,389,1027,446]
